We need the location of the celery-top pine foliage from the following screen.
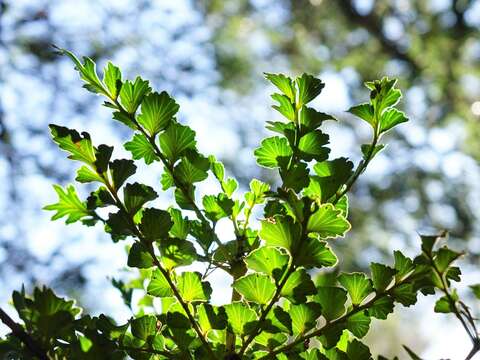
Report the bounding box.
[0,49,479,360]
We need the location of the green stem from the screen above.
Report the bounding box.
[332,132,378,205]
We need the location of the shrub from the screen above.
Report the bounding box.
[0,50,479,360]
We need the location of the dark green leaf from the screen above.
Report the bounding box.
[123,182,158,215]
[139,208,173,241]
[127,242,154,269]
[370,263,396,292]
[315,286,347,321]
[110,159,137,190]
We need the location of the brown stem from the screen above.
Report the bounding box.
[0,307,49,360]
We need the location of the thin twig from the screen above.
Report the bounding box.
[0,307,49,360]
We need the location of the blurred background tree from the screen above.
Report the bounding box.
[1,0,479,357]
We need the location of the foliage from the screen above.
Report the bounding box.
[0,50,479,360]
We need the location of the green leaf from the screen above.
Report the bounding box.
[168,208,190,240]
[347,311,370,338]
[366,297,394,320]
[245,247,289,282]
[103,61,122,99]
[469,284,480,299]
[127,242,154,269]
[260,215,301,252]
[159,123,196,162]
[109,159,137,190]
[297,130,330,161]
[44,185,91,224]
[295,238,338,269]
[224,302,257,336]
[147,269,173,298]
[137,91,179,136]
[433,297,452,313]
[281,268,317,303]
[370,263,396,292]
[338,273,373,306]
[159,238,197,270]
[280,161,310,192]
[175,158,208,185]
[233,273,276,304]
[119,76,151,114]
[87,187,115,209]
[379,108,408,134]
[139,208,173,241]
[59,48,107,95]
[348,103,375,127]
[347,339,372,360]
[264,307,292,334]
[197,304,227,333]
[296,73,325,105]
[75,165,104,184]
[288,302,322,335]
[49,125,96,165]
[299,106,335,132]
[271,93,295,121]
[124,133,158,164]
[254,136,292,168]
[307,203,351,238]
[202,194,234,221]
[123,182,158,215]
[394,251,415,282]
[315,286,347,320]
[106,211,134,241]
[264,73,296,101]
[392,284,417,306]
[131,315,157,340]
[360,144,385,160]
[177,272,211,302]
[434,247,462,273]
[307,158,354,202]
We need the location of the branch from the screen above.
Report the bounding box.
[0,307,49,360]
[332,132,378,205]
[101,176,218,360]
[259,280,409,359]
